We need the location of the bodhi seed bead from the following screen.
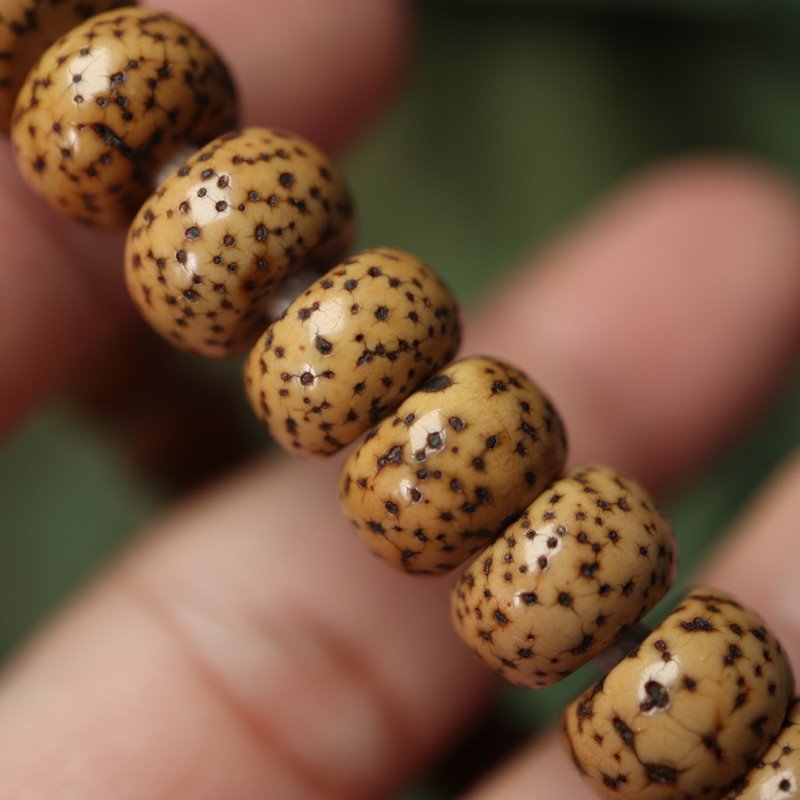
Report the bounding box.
[125,127,354,357]
[451,465,677,688]
[562,588,794,800]
[0,0,128,131]
[11,7,237,227]
[244,247,462,456]
[339,355,567,574]
[723,699,800,798]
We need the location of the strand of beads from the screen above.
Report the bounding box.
[5,5,797,798]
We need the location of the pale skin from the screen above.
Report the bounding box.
[2,1,800,798]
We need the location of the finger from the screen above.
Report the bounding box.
[464,455,800,800]
[2,157,800,800]
[152,0,412,154]
[468,156,800,490]
[0,0,410,438]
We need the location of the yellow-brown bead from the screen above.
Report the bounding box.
[244,248,461,456]
[723,699,800,798]
[0,0,128,131]
[339,356,567,574]
[11,7,236,226]
[563,588,794,800]
[125,128,354,357]
[451,465,677,688]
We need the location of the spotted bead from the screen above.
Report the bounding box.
[563,588,794,800]
[723,699,800,798]
[11,7,236,226]
[339,356,567,574]
[0,0,128,131]
[125,128,354,357]
[243,247,461,456]
[451,465,677,688]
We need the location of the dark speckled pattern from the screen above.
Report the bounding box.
[11,7,236,226]
[244,247,461,456]
[0,0,127,131]
[723,699,800,799]
[563,588,793,800]
[125,128,354,357]
[451,465,677,688]
[339,356,567,574]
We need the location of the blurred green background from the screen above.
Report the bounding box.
[2,1,800,797]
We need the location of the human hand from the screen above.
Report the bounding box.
[2,1,800,798]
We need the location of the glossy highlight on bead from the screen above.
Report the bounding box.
[11,7,237,226]
[339,355,568,574]
[125,127,354,357]
[563,588,794,800]
[0,0,128,131]
[451,465,677,688]
[244,247,462,456]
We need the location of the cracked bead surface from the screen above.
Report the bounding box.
[125,127,354,357]
[339,356,567,574]
[11,7,236,226]
[243,247,461,456]
[723,699,800,799]
[0,0,127,131]
[451,465,677,688]
[562,588,794,800]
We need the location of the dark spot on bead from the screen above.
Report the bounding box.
[279,172,294,186]
[645,764,677,785]
[613,717,635,747]
[185,226,200,240]
[681,617,715,632]
[314,336,332,355]
[640,681,670,712]
[422,374,452,392]
[725,644,743,665]
[427,432,443,449]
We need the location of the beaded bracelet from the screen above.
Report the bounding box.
[3,4,797,798]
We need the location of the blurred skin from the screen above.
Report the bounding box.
[2,1,800,798]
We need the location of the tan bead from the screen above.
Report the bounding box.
[563,588,794,800]
[243,248,461,456]
[339,356,567,574]
[451,465,677,688]
[723,699,800,798]
[0,0,128,131]
[11,7,236,227]
[125,128,354,357]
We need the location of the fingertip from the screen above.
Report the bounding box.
[469,155,800,492]
[152,0,413,152]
